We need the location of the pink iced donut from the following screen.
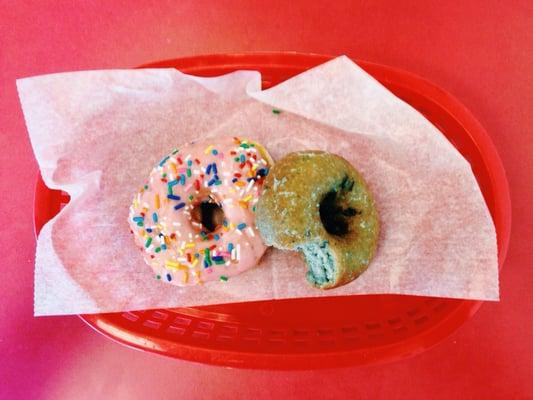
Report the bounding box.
[128,136,273,286]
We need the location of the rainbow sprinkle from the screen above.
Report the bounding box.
[174,202,186,210]
[159,156,170,166]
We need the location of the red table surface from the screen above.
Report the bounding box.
[1,1,532,399]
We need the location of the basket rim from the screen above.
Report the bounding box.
[33,51,511,369]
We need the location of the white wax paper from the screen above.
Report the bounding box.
[17,56,498,316]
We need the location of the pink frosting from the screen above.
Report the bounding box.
[128,137,271,286]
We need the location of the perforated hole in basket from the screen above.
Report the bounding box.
[109,296,455,353]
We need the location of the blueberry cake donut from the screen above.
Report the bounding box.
[256,151,379,289]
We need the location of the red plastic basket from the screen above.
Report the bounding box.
[33,52,511,369]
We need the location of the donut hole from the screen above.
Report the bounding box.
[190,197,225,232]
[319,186,359,237]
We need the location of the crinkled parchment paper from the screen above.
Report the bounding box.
[17,56,498,316]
